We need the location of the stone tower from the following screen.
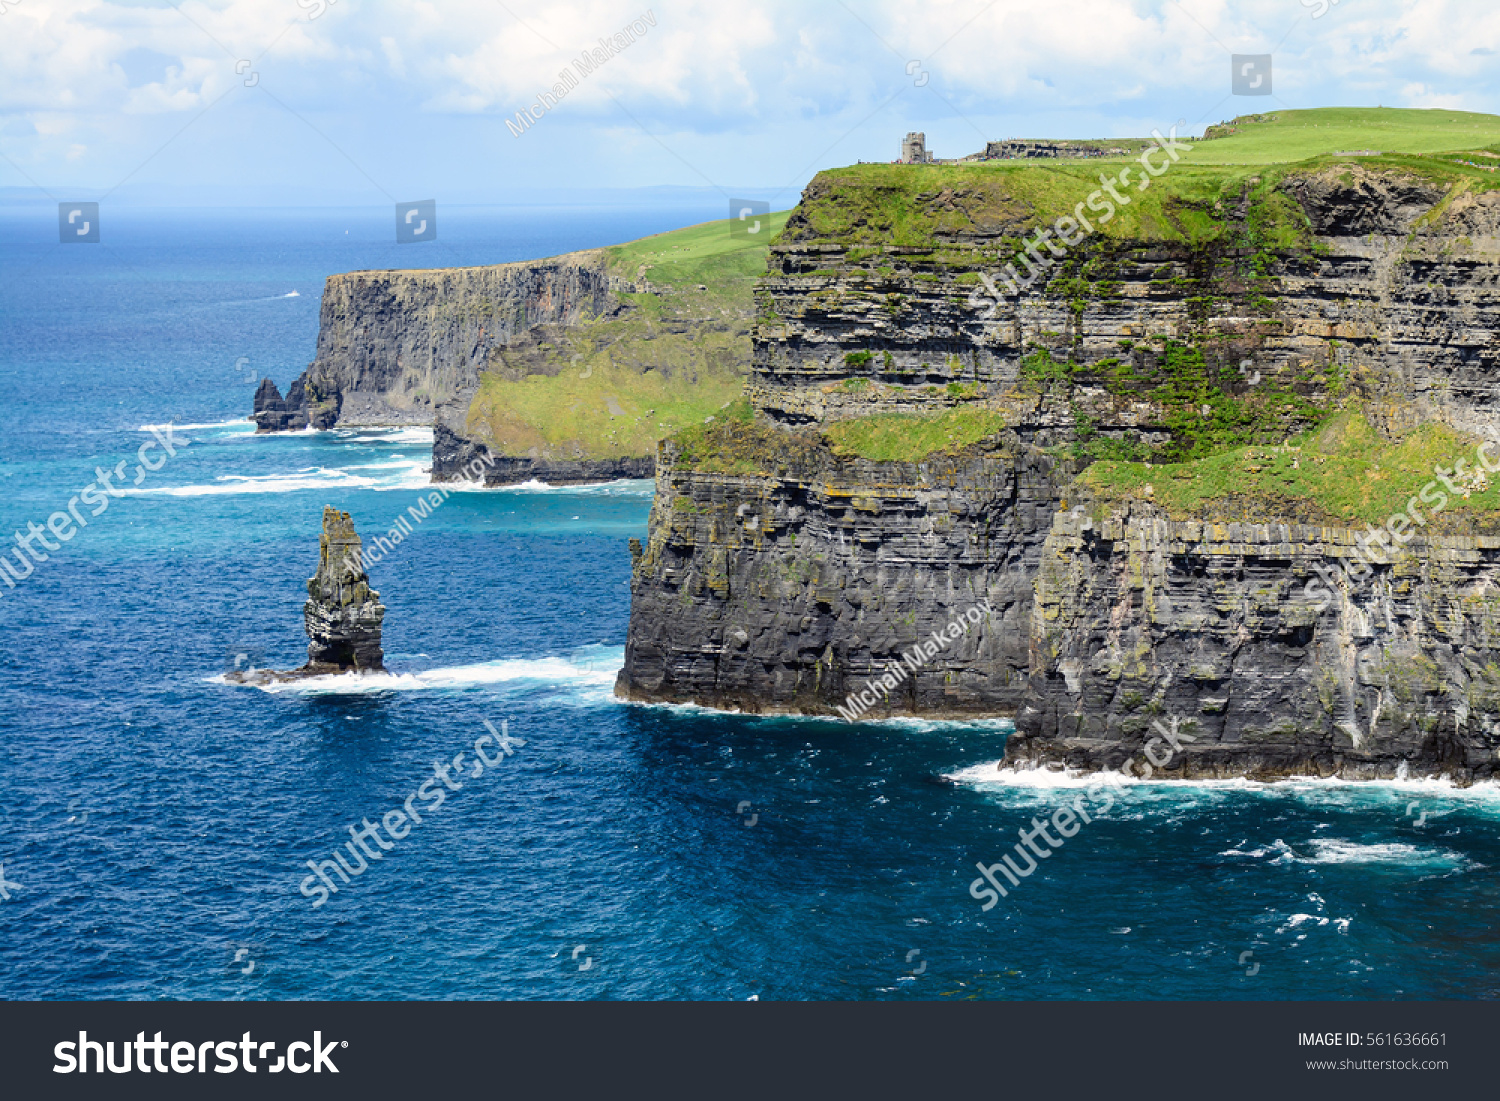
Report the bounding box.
[901,132,929,164]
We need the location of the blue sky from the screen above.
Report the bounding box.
[1,0,1497,208]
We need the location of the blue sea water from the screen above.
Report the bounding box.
[2,205,1499,1001]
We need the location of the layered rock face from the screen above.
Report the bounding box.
[304,506,385,671]
[621,429,1064,716]
[749,168,1500,437]
[430,423,652,486]
[1009,506,1500,782]
[617,154,1500,779]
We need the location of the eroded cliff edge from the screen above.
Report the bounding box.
[617,109,1500,782]
[254,217,784,486]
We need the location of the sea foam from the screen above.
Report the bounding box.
[212,647,624,699]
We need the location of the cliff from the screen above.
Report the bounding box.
[253,251,610,433]
[621,420,1063,715]
[617,107,1500,782]
[255,215,788,485]
[1007,501,1500,783]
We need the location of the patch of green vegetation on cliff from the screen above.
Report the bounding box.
[467,357,743,460]
[671,400,1008,471]
[1148,340,1336,462]
[672,403,821,476]
[1024,338,1340,462]
[1082,410,1500,526]
[467,216,787,461]
[823,406,1009,461]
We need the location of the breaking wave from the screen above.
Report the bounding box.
[137,418,255,433]
[333,427,435,445]
[1218,837,1473,870]
[126,460,430,497]
[212,646,624,701]
[1304,839,1472,868]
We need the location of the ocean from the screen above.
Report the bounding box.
[1,205,1497,1001]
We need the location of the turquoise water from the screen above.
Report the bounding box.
[1,207,1498,1000]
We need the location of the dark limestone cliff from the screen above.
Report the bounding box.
[621,425,1064,716]
[617,109,1500,781]
[255,253,611,434]
[430,422,652,485]
[1005,504,1500,783]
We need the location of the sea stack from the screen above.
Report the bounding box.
[252,376,308,432]
[227,506,385,684]
[303,506,385,672]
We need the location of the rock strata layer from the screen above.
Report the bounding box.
[619,430,1063,717]
[1008,505,1500,783]
[430,423,652,486]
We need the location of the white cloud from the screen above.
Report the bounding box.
[379,35,405,78]
[0,0,1497,199]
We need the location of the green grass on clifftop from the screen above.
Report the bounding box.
[823,406,1008,461]
[671,401,1011,472]
[784,109,1500,249]
[1185,108,1500,164]
[465,214,789,462]
[604,212,792,292]
[1082,411,1500,529]
[467,358,743,461]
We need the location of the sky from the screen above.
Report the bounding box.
[1,0,1498,209]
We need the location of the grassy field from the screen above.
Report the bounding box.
[823,406,1009,461]
[604,211,791,288]
[467,356,745,461]
[1082,411,1500,527]
[464,212,789,461]
[1185,107,1500,164]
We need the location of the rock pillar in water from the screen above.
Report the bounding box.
[303,506,385,671]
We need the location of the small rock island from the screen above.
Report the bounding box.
[228,506,385,683]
